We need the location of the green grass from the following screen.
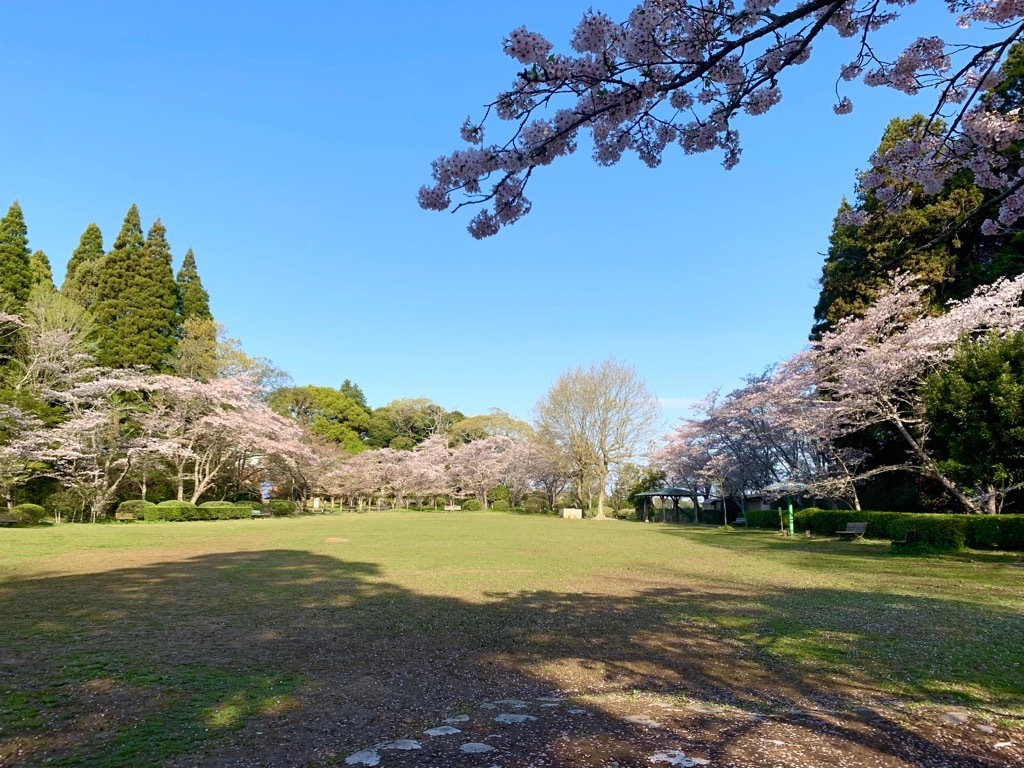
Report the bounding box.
[1,512,1022,765]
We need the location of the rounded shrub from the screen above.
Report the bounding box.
[233,500,263,510]
[488,485,511,502]
[521,497,548,515]
[490,499,511,511]
[116,500,156,519]
[461,499,482,511]
[12,503,47,525]
[269,500,297,516]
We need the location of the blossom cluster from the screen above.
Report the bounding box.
[420,0,1024,237]
[653,272,1024,513]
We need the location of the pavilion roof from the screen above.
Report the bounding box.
[634,487,692,497]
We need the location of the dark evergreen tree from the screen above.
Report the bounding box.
[923,332,1024,513]
[61,223,105,308]
[0,201,33,306]
[29,250,54,291]
[339,379,369,411]
[93,207,179,369]
[175,248,212,321]
[812,44,1024,338]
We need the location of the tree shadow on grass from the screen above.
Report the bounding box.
[1,549,1021,767]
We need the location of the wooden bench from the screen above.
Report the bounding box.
[836,522,868,541]
[0,513,17,526]
[251,509,271,519]
[734,517,747,526]
[114,512,136,522]
[891,529,918,547]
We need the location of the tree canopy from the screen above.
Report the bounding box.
[420,2,1024,239]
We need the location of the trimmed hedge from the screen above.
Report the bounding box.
[233,500,263,510]
[145,501,252,522]
[12,503,47,525]
[490,500,511,511]
[743,508,784,528]
[793,508,1024,551]
[461,499,483,511]
[199,501,238,509]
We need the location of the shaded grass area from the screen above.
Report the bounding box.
[1,514,1022,766]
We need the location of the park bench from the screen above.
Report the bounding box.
[443,505,462,511]
[114,512,136,522]
[836,521,868,541]
[251,509,271,519]
[891,529,919,547]
[0,513,17,526]
[734,516,747,526]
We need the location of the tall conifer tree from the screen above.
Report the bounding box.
[812,44,1024,338]
[176,248,212,321]
[93,207,179,369]
[62,223,105,308]
[0,201,33,305]
[29,250,55,291]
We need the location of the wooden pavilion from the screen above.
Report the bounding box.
[634,487,695,523]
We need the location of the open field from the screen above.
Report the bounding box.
[1,512,1022,768]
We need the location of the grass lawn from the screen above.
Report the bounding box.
[1,512,1022,767]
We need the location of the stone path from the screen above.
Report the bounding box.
[343,695,711,767]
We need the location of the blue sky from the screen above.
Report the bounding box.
[0,1,968,429]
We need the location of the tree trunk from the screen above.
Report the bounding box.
[985,485,998,514]
[890,415,982,513]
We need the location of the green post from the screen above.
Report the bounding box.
[787,496,795,538]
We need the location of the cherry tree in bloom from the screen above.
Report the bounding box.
[449,434,516,508]
[650,416,716,513]
[403,435,455,504]
[501,438,545,507]
[655,272,1024,513]
[0,310,25,349]
[47,370,153,522]
[421,1,1024,238]
[328,449,388,508]
[0,405,49,510]
[807,271,1024,512]
[138,375,313,504]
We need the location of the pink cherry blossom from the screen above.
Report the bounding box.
[422,1,1024,237]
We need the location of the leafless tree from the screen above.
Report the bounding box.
[533,359,661,517]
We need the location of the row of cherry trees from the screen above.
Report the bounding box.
[319,434,571,510]
[653,273,1024,514]
[0,364,313,521]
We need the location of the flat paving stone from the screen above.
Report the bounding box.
[494,713,538,724]
[379,739,421,750]
[424,726,461,736]
[460,742,496,754]
[344,749,380,766]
